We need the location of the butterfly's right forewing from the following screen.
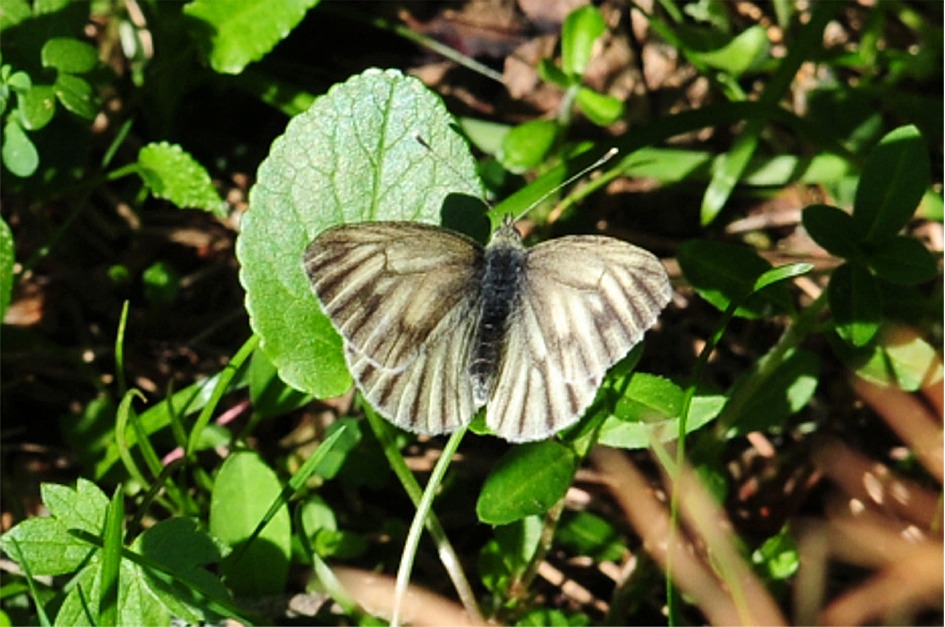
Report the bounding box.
[304,223,485,435]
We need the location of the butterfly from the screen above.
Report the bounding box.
[303,216,671,442]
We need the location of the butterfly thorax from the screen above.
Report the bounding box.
[470,222,526,405]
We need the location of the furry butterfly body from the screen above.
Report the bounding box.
[303,218,671,442]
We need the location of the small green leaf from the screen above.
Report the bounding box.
[557,511,625,562]
[537,58,572,87]
[0,215,13,319]
[7,71,32,92]
[41,37,98,73]
[688,25,770,76]
[477,515,543,593]
[725,349,820,436]
[802,204,864,259]
[184,0,321,74]
[53,72,98,119]
[828,262,881,347]
[137,142,227,215]
[210,451,291,596]
[17,85,56,130]
[677,240,792,318]
[854,125,930,242]
[2,117,38,177]
[561,4,606,77]
[575,87,624,126]
[477,441,577,525]
[497,119,558,174]
[142,260,180,306]
[752,263,813,293]
[839,324,943,392]
[752,525,798,581]
[597,374,724,449]
[239,68,481,398]
[865,235,938,285]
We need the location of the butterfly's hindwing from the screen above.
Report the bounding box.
[304,222,486,434]
[486,235,671,441]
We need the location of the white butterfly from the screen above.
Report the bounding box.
[303,217,671,442]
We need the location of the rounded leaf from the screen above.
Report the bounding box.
[477,441,577,525]
[183,0,321,74]
[53,73,98,119]
[2,118,38,177]
[17,85,56,130]
[41,37,99,74]
[497,119,558,174]
[575,86,624,126]
[210,451,291,595]
[562,4,606,78]
[238,69,482,397]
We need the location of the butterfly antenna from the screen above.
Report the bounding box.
[514,147,619,222]
[414,133,494,213]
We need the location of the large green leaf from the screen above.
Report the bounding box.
[238,69,481,398]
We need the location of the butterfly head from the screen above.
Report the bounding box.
[489,214,524,249]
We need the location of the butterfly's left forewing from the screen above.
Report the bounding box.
[304,222,485,435]
[486,236,672,442]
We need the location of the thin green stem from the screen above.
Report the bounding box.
[364,405,484,624]
[391,427,467,627]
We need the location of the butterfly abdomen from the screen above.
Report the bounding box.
[470,227,527,405]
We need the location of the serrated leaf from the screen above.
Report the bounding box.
[677,240,792,318]
[17,85,56,130]
[41,37,98,73]
[561,4,606,77]
[854,125,930,242]
[802,204,864,260]
[0,517,94,576]
[53,72,98,119]
[0,215,13,319]
[865,234,938,285]
[828,262,881,347]
[132,518,229,623]
[184,0,321,74]
[2,117,38,177]
[477,441,577,525]
[137,142,226,216]
[238,68,482,398]
[42,477,109,535]
[54,557,170,627]
[575,87,623,126]
[210,451,290,596]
